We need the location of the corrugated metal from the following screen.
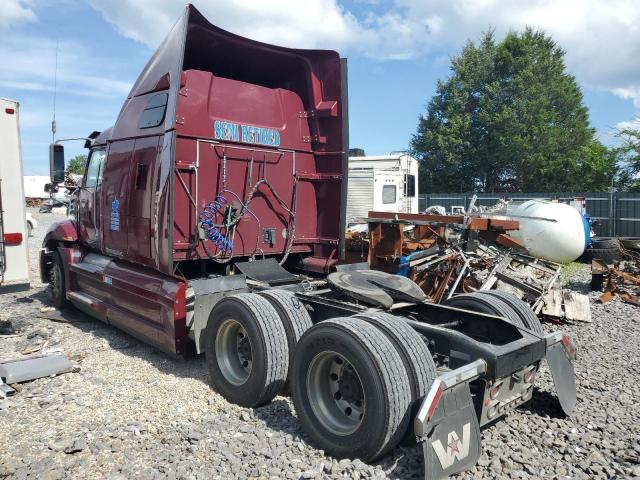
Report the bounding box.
[346,168,374,223]
[419,192,640,237]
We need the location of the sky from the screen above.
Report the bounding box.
[2,0,639,175]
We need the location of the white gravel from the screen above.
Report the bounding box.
[0,209,638,479]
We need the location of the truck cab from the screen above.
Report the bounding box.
[38,7,577,479]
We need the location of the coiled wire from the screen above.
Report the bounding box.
[199,195,233,253]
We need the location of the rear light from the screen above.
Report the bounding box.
[524,367,536,384]
[5,108,15,114]
[561,334,577,360]
[3,233,23,245]
[489,381,502,399]
[427,387,443,420]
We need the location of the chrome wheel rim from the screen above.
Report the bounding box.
[307,351,365,436]
[215,319,252,386]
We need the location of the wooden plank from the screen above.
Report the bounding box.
[563,290,592,323]
[367,211,465,224]
[542,288,563,318]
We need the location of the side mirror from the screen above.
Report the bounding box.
[49,143,65,184]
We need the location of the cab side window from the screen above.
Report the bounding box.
[85,149,106,188]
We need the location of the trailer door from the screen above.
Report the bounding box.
[346,168,374,224]
[373,171,401,213]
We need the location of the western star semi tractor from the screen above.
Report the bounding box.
[41,5,577,478]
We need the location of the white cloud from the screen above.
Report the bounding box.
[89,0,365,52]
[87,1,640,103]
[0,36,133,99]
[616,118,640,133]
[612,87,640,110]
[0,0,36,29]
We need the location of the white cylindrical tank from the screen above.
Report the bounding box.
[507,200,586,263]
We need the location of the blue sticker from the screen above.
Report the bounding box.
[111,198,120,231]
[214,120,280,147]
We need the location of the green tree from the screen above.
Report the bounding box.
[412,29,600,193]
[66,154,87,176]
[616,124,640,191]
[574,140,619,192]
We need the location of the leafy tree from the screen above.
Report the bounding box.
[412,29,599,193]
[66,154,87,176]
[574,140,619,192]
[616,124,640,191]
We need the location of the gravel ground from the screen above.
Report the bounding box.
[0,209,639,479]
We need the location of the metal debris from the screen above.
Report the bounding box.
[356,210,594,323]
[0,354,73,385]
[593,257,640,307]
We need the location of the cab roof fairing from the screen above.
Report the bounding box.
[109,4,342,144]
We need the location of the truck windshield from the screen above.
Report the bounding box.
[85,149,106,188]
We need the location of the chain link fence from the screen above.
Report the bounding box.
[418,192,640,237]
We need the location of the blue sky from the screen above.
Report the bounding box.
[2,0,639,175]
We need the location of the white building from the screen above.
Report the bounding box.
[346,153,419,224]
[24,175,51,199]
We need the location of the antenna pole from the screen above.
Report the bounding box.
[51,40,58,143]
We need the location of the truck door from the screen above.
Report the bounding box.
[77,148,106,248]
[101,140,133,257]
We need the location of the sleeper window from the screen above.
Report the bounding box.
[138,92,168,129]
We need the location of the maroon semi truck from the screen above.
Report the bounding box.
[41,5,577,479]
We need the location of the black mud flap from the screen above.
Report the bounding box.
[546,340,577,415]
[422,382,482,480]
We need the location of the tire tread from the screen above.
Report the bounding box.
[301,317,412,460]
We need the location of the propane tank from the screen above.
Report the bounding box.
[507,200,586,263]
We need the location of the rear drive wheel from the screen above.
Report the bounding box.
[444,292,525,328]
[48,251,69,309]
[481,291,544,335]
[353,311,436,401]
[258,289,313,393]
[204,293,289,407]
[291,318,411,462]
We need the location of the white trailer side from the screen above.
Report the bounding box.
[346,154,418,223]
[0,98,30,291]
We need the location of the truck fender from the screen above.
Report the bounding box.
[414,360,485,480]
[40,220,78,283]
[42,219,78,248]
[545,332,577,416]
[188,275,249,354]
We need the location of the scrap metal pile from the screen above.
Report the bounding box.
[350,211,592,322]
[592,252,640,306]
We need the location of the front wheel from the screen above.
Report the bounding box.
[48,251,69,309]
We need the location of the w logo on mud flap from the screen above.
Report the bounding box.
[431,423,471,469]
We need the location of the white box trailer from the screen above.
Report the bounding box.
[346,153,418,224]
[0,98,30,291]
